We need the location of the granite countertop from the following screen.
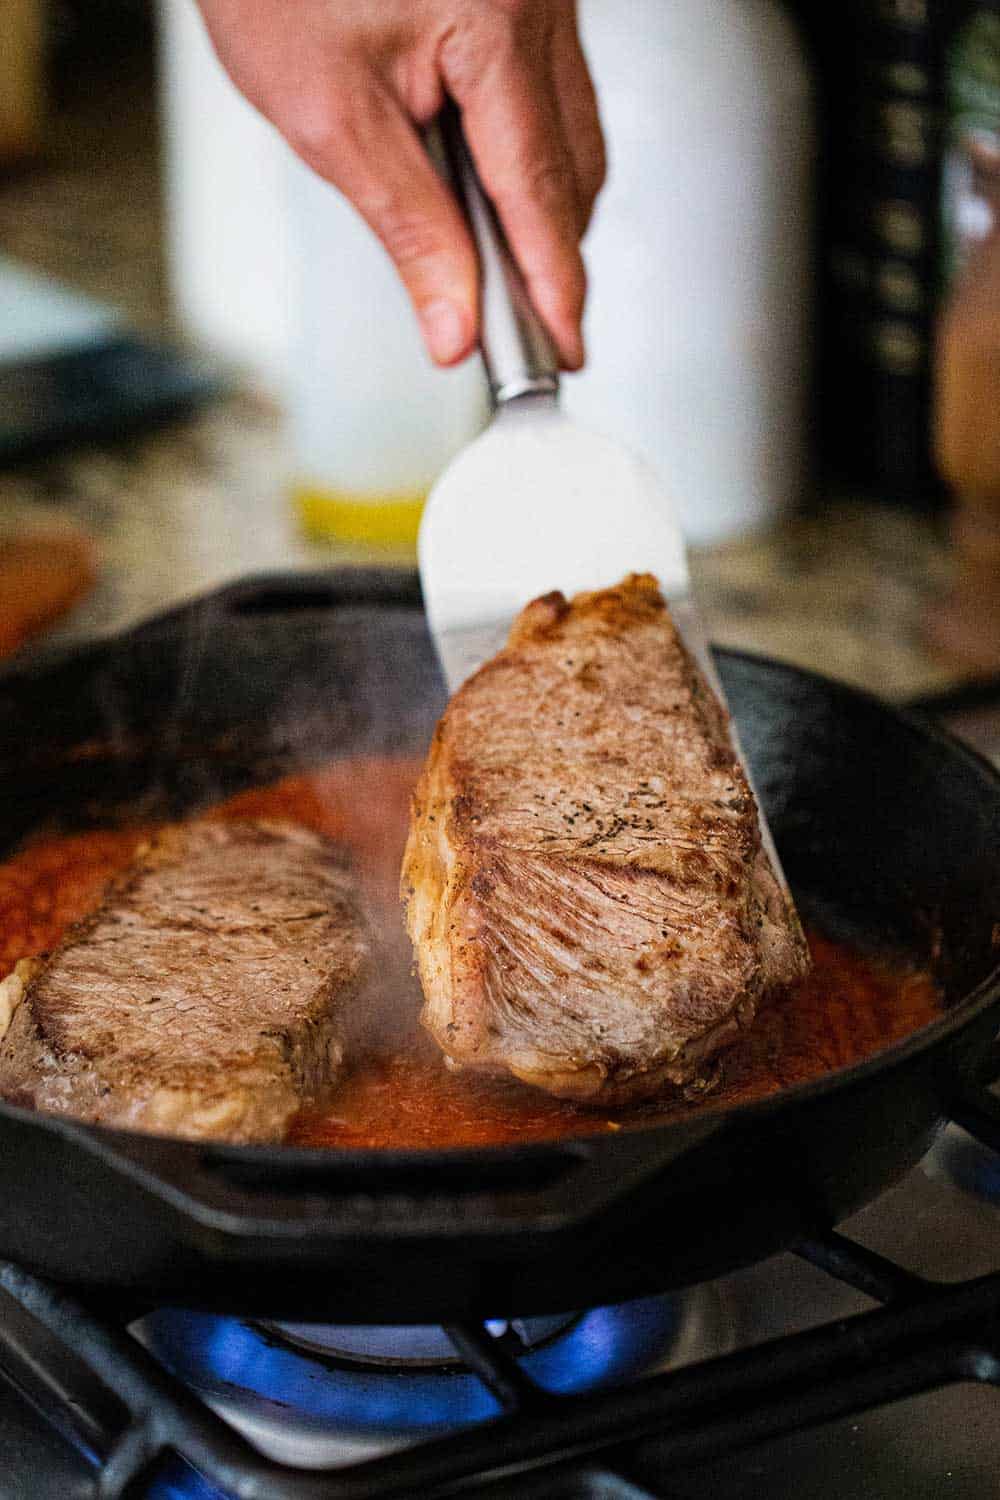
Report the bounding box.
[0,407,955,706]
[0,67,962,705]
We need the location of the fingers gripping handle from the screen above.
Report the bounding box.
[429,103,560,405]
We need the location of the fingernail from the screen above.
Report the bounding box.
[420,300,467,364]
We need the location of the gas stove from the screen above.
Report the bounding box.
[1,1118,998,1500]
[0,682,998,1500]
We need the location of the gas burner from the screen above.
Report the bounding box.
[259,1312,578,1369]
[142,1290,718,1444]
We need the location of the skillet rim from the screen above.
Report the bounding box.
[0,625,998,1174]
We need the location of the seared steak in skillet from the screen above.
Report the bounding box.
[0,820,369,1142]
[402,574,809,1105]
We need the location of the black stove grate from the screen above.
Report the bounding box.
[1,1077,999,1500]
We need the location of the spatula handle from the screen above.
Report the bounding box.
[431,103,560,405]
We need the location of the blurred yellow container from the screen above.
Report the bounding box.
[292,486,426,550]
[288,154,488,551]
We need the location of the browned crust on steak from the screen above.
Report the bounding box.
[402,573,809,1105]
[0,820,370,1141]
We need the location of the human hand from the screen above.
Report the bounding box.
[194,0,605,369]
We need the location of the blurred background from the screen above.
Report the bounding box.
[1,0,998,712]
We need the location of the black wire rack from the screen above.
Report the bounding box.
[1,1082,999,1500]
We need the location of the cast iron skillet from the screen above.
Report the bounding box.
[0,570,997,1322]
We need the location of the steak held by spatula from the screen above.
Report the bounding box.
[402,574,809,1105]
[0,820,370,1142]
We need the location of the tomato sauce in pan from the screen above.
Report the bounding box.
[0,756,942,1149]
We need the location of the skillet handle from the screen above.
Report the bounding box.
[44,1108,718,1239]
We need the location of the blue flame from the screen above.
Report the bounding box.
[147,1463,227,1500]
[144,1294,680,1438]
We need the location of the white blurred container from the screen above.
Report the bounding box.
[158,0,487,549]
[286,155,488,548]
[567,0,815,545]
[158,0,293,395]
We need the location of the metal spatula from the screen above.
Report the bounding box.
[420,110,793,899]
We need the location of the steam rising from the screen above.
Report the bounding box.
[143,593,446,1052]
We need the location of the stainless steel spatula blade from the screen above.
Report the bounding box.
[420,108,795,906]
[421,393,689,692]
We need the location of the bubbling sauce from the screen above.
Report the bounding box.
[0,756,942,1150]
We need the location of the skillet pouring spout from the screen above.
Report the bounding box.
[0,570,997,1321]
